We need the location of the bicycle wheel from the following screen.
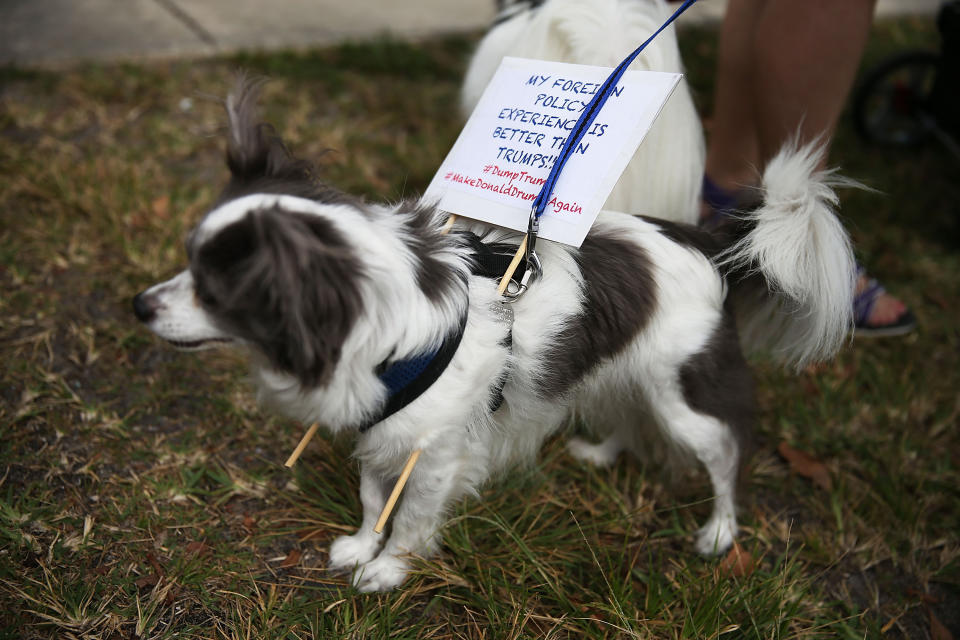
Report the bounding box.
[852,51,940,146]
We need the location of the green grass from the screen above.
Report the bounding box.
[2,18,958,640]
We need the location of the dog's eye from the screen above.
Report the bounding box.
[194,284,218,309]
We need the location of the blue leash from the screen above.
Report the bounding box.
[519,0,700,283]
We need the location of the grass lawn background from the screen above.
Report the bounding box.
[1,16,958,640]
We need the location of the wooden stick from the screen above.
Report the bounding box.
[497,236,528,296]
[284,422,320,468]
[440,214,458,234]
[374,448,422,534]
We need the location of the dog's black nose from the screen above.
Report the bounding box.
[132,292,157,323]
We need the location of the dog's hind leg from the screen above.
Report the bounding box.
[567,433,625,467]
[328,467,390,572]
[566,392,648,467]
[642,313,755,554]
[645,390,742,555]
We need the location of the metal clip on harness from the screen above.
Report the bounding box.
[501,206,543,302]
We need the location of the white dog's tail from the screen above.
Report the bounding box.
[720,141,858,369]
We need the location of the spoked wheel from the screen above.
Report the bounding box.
[852,51,940,146]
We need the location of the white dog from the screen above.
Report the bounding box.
[462,0,705,223]
[133,78,855,591]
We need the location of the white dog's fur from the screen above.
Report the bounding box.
[134,73,855,590]
[462,0,705,223]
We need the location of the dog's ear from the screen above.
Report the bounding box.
[224,76,314,185]
[193,207,364,386]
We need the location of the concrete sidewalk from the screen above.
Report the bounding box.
[0,0,942,68]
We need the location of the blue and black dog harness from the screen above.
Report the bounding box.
[356,233,523,432]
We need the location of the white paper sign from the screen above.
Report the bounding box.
[423,57,681,247]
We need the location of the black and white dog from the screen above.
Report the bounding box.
[133,78,855,591]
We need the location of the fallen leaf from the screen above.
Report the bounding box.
[146,551,164,577]
[718,543,756,577]
[134,551,165,589]
[163,586,179,607]
[928,605,954,640]
[923,290,950,310]
[777,442,833,491]
[906,588,941,604]
[151,195,170,220]
[280,549,302,569]
[135,573,159,589]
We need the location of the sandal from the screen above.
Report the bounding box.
[700,174,743,230]
[853,266,917,337]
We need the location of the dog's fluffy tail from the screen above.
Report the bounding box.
[721,141,857,369]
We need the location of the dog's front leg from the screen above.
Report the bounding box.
[351,448,468,592]
[328,466,390,572]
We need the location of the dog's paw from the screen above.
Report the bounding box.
[694,517,737,556]
[351,554,410,592]
[566,436,621,467]
[328,533,381,571]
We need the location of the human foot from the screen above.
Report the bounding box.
[854,268,916,337]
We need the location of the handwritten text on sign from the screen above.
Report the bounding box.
[423,57,680,247]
